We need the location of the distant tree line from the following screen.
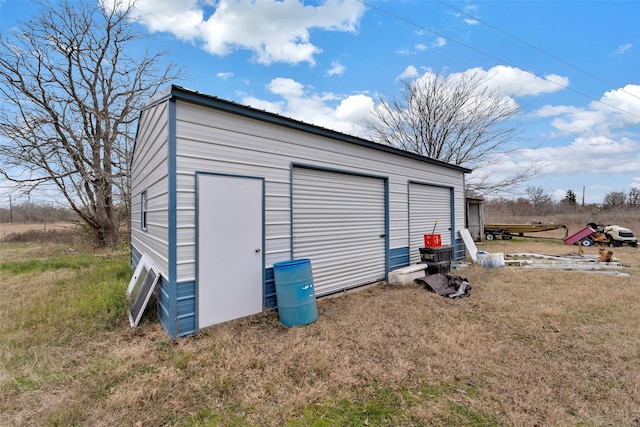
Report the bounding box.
[484,186,640,218]
[0,201,77,224]
[603,188,640,208]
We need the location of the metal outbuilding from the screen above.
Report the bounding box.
[465,197,485,242]
[130,85,471,338]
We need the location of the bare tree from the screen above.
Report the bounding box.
[525,186,552,215]
[0,0,180,247]
[603,191,627,208]
[369,71,538,195]
[628,187,640,207]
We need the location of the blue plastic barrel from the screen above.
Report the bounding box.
[272,258,318,327]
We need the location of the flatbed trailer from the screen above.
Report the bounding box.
[484,223,568,240]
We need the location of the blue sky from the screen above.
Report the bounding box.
[1,0,639,205]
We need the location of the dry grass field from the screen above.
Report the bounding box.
[1,226,640,426]
[0,222,78,241]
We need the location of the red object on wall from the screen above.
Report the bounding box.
[424,233,442,248]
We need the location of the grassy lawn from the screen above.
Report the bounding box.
[1,235,640,426]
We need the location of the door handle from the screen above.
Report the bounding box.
[379,234,386,238]
[255,248,261,253]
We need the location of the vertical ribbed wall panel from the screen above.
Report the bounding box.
[409,183,453,265]
[292,167,386,296]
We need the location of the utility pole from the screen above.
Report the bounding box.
[582,186,585,207]
[9,195,13,224]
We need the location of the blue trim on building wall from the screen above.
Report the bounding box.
[389,247,410,270]
[288,166,294,262]
[163,98,178,339]
[264,267,277,309]
[157,275,170,333]
[450,187,456,245]
[384,178,390,278]
[454,238,466,261]
[156,278,196,337]
[176,280,197,337]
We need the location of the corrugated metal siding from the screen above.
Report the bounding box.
[409,183,453,265]
[292,167,386,296]
[131,92,473,337]
[389,247,410,270]
[171,99,466,291]
[176,281,196,336]
[130,101,170,276]
[157,275,170,333]
[264,267,277,309]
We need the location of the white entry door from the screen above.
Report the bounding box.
[197,174,263,329]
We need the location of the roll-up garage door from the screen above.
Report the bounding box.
[292,167,387,296]
[409,183,452,264]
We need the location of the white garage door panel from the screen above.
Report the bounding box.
[293,168,386,296]
[409,183,452,265]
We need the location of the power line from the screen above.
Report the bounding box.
[437,0,640,103]
[356,0,640,121]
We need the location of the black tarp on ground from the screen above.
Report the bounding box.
[415,274,472,298]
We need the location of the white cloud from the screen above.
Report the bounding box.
[516,135,640,173]
[242,77,375,136]
[410,67,639,201]
[433,37,446,48]
[410,38,445,54]
[130,0,203,40]
[113,0,366,65]
[399,66,567,125]
[535,84,640,136]
[241,96,285,115]
[334,94,375,122]
[396,65,419,81]
[464,18,479,25]
[217,72,234,80]
[535,104,580,118]
[596,84,640,125]
[471,134,640,201]
[396,48,413,56]
[398,36,445,56]
[228,65,637,205]
[327,61,346,76]
[267,77,305,98]
[614,43,633,56]
[549,110,609,135]
[462,65,569,97]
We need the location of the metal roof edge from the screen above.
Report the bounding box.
[162,85,472,174]
[142,86,174,109]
